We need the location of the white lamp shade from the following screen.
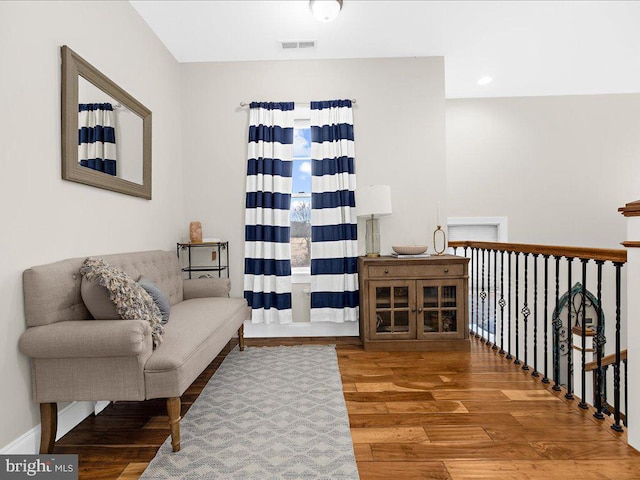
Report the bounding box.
[356,185,392,217]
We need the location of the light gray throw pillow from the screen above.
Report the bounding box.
[138,277,170,324]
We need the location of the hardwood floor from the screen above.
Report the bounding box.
[56,336,640,479]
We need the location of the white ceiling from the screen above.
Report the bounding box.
[129,0,640,99]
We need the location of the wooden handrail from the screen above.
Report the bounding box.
[619,200,640,217]
[448,241,627,264]
[585,350,627,372]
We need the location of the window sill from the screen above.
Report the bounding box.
[292,267,311,284]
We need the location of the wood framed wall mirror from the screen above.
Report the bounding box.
[61,45,152,199]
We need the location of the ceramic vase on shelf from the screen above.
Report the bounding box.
[189,221,203,243]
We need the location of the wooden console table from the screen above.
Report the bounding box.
[358,255,470,351]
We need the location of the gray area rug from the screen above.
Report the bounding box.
[140,345,360,479]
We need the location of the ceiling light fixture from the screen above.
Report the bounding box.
[310,0,343,22]
[477,76,494,86]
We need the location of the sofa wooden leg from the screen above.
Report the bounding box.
[167,397,181,452]
[39,403,57,454]
[238,323,245,351]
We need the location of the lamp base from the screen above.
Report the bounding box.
[365,216,381,257]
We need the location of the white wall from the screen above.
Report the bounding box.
[180,57,447,297]
[447,94,640,249]
[0,1,183,450]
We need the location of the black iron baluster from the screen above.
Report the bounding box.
[565,257,574,400]
[463,247,469,334]
[486,249,493,345]
[612,261,624,432]
[514,252,521,365]
[476,248,481,338]
[603,365,610,415]
[481,249,487,341]
[471,247,478,335]
[552,255,562,391]
[578,259,589,409]
[522,253,530,371]
[493,249,499,350]
[469,247,476,335]
[476,247,480,336]
[453,246,458,255]
[499,250,506,354]
[542,255,550,384]
[593,260,605,420]
[506,251,513,360]
[532,254,539,377]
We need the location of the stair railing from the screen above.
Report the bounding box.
[450,241,627,431]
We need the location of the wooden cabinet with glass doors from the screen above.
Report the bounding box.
[358,255,470,351]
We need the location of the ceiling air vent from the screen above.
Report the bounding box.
[281,40,317,50]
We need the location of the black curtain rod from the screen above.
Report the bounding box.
[239,99,357,107]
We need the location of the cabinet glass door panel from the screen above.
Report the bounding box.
[417,279,464,339]
[441,310,457,332]
[422,286,438,308]
[423,311,439,333]
[394,287,409,308]
[375,286,391,308]
[375,311,392,333]
[369,281,416,340]
[394,311,410,332]
[442,285,457,308]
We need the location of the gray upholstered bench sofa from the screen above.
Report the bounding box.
[18,250,249,454]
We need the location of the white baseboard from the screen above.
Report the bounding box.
[0,401,104,454]
[244,320,359,338]
[94,400,110,416]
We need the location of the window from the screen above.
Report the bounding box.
[291,112,311,270]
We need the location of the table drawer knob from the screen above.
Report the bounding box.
[384,269,389,274]
[444,268,449,273]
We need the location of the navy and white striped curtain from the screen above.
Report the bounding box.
[310,100,358,323]
[244,102,294,324]
[78,103,117,176]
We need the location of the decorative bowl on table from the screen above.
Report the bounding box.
[392,245,428,255]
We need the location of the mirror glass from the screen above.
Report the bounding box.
[62,46,152,199]
[77,77,144,184]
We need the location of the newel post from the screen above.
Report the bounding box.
[620,200,640,448]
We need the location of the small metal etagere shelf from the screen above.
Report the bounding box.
[176,241,229,279]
